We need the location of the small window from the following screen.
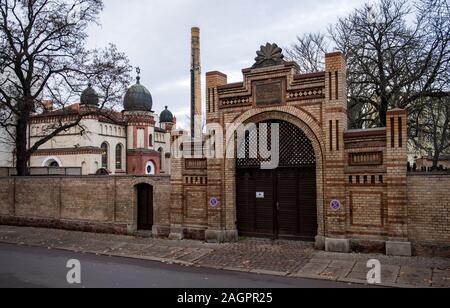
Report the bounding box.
[115,144,123,170]
[101,142,108,169]
[137,128,145,148]
[158,147,164,171]
[149,134,153,147]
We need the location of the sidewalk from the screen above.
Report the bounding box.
[0,225,449,288]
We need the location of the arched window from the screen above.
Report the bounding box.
[146,161,155,175]
[116,144,123,170]
[148,134,153,147]
[81,161,87,175]
[101,142,108,169]
[43,157,62,168]
[158,147,164,172]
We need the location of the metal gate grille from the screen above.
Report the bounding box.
[237,120,316,168]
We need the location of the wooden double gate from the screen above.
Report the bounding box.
[236,120,318,241]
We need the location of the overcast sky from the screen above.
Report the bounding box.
[87,0,369,129]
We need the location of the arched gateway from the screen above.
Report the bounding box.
[170,42,411,256]
[236,120,318,240]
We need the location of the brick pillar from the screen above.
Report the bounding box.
[204,71,237,242]
[206,71,227,124]
[205,158,224,242]
[169,157,185,240]
[322,52,350,252]
[385,109,411,256]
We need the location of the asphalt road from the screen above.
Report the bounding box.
[0,243,361,288]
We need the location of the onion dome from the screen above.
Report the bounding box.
[160,106,174,123]
[80,83,99,107]
[124,69,153,112]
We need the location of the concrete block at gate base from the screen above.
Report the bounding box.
[315,235,326,250]
[127,224,136,235]
[168,227,185,240]
[325,238,350,253]
[386,241,412,257]
[205,229,238,243]
[152,224,170,238]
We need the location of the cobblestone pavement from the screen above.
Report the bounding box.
[196,239,314,275]
[0,225,449,288]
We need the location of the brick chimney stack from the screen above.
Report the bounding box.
[190,27,202,140]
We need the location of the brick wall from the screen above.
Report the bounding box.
[0,175,171,235]
[407,174,450,254]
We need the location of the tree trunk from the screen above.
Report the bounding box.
[16,117,29,176]
[432,152,440,170]
[379,103,388,127]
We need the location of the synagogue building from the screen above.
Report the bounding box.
[27,74,177,176]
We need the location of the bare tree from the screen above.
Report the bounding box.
[0,0,132,176]
[286,0,449,125]
[409,96,450,168]
[286,0,450,163]
[285,33,329,74]
[334,0,449,127]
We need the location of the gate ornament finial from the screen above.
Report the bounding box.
[252,43,285,69]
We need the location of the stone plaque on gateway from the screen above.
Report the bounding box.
[254,80,284,106]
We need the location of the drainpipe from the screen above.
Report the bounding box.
[27,121,31,170]
[125,124,128,174]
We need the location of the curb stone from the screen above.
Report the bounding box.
[289,272,338,282]
[195,263,224,271]
[222,267,251,273]
[249,269,289,277]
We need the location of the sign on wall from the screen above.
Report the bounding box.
[256,192,265,199]
[254,79,284,106]
[330,199,342,211]
[209,197,219,208]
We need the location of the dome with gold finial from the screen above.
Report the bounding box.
[124,67,153,112]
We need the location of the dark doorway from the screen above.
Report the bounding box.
[137,184,154,231]
[236,120,318,241]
